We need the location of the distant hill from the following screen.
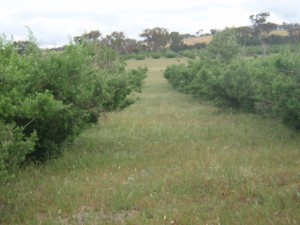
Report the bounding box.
[183,30,289,46]
[269,30,289,36]
[183,35,213,46]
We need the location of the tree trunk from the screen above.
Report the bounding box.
[258,33,267,55]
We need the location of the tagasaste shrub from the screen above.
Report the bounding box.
[0,122,37,179]
[164,29,300,130]
[272,51,300,129]
[102,67,147,111]
[0,34,147,177]
[164,63,196,93]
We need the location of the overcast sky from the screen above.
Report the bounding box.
[1,0,299,47]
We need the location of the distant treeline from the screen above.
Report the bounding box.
[11,12,300,56]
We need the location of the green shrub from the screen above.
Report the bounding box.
[244,45,264,56]
[0,122,37,180]
[164,64,195,92]
[135,54,146,60]
[272,51,300,129]
[163,51,177,58]
[121,53,136,60]
[180,50,196,59]
[127,67,148,92]
[217,60,249,109]
[164,31,300,130]
[207,28,241,62]
[0,34,148,167]
[151,53,161,59]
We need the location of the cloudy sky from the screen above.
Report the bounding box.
[1,0,299,47]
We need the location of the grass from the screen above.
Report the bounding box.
[183,35,213,46]
[183,30,289,46]
[1,57,300,224]
[270,30,289,36]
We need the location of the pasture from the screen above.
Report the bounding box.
[182,29,289,46]
[0,57,299,225]
[183,35,213,46]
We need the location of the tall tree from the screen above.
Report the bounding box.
[74,30,101,44]
[210,29,218,35]
[102,31,126,54]
[196,29,203,36]
[249,12,277,55]
[122,38,140,54]
[288,23,300,43]
[169,32,184,52]
[102,31,140,54]
[140,27,170,52]
[234,26,255,46]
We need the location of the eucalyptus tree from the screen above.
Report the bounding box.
[140,27,170,52]
[169,31,184,52]
[250,12,277,55]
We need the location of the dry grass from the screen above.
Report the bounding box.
[0,57,299,225]
[183,35,213,46]
[183,30,289,46]
[270,30,289,36]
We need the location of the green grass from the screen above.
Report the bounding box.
[1,57,300,225]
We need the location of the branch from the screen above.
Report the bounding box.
[23,118,35,129]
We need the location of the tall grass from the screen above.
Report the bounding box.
[0,58,299,224]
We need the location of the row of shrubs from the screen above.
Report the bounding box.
[123,43,300,61]
[244,43,300,56]
[164,28,300,130]
[0,34,147,179]
[122,49,201,60]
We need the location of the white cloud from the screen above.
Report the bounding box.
[1,0,300,45]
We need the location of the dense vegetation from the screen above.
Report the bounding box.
[0,33,147,179]
[164,28,300,130]
[1,57,299,224]
[1,10,299,224]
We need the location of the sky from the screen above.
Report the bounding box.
[1,0,300,47]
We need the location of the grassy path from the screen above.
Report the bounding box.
[1,58,300,225]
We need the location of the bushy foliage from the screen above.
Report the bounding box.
[150,53,161,59]
[164,29,300,130]
[207,28,241,62]
[272,51,300,129]
[163,51,177,58]
[180,50,197,59]
[0,34,147,177]
[164,63,196,93]
[0,122,37,179]
[135,54,146,60]
[127,67,148,93]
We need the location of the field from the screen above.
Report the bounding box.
[183,35,213,46]
[183,30,289,46]
[1,58,299,224]
[270,30,289,36]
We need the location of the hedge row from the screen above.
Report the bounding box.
[122,49,202,60]
[0,35,147,179]
[164,29,300,130]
